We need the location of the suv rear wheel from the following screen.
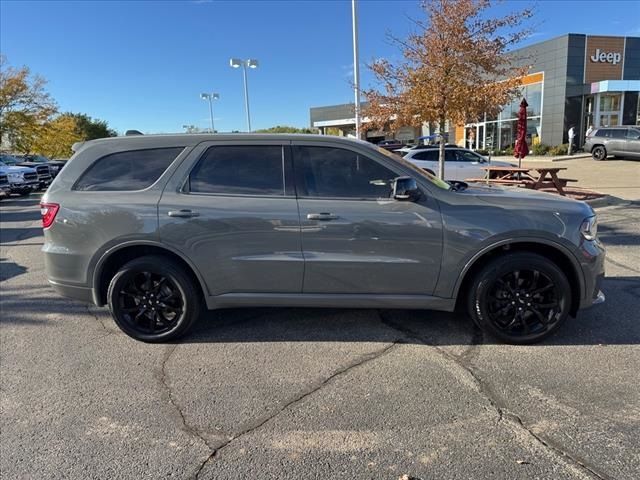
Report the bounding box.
[107,255,202,342]
[592,145,607,161]
[467,253,571,344]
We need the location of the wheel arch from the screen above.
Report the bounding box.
[454,240,583,316]
[92,242,208,306]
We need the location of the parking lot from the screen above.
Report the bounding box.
[1,193,639,480]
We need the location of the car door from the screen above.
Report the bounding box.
[606,129,627,155]
[293,141,443,295]
[158,141,303,296]
[453,149,487,181]
[624,128,640,158]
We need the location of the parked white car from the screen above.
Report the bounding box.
[403,147,513,181]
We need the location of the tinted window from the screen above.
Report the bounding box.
[296,146,397,199]
[626,129,640,140]
[189,145,285,195]
[74,147,183,191]
[455,150,482,162]
[593,129,606,137]
[606,129,626,139]
[412,150,438,161]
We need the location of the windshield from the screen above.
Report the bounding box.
[370,143,451,191]
[0,155,18,165]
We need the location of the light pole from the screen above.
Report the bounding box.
[230,58,259,132]
[200,92,219,133]
[352,0,362,140]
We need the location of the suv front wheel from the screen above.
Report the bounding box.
[468,253,571,344]
[107,255,202,342]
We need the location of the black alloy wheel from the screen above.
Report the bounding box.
[469,253,571,344]
[107,255,201,342]
[592,146,606,161]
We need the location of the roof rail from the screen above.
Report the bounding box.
[125,130,144,136]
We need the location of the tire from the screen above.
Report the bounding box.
[592,145,606,161]
[107,255,202,342]
[467,252,571,344]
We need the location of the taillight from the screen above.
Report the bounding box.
[40,202,60,229]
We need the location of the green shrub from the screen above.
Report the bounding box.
[531,143,550,155]
[548,144,569,156]
[503,145,514,156]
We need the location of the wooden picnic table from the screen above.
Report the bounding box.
[465,166,575,195]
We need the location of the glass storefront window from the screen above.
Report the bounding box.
[498,82,543,121]
[525,83,542,117]
[600,94,621,112]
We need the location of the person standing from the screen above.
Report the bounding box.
[586,125,594,139]
[568,125,576,155]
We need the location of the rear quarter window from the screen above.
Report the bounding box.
[74,147,184,191]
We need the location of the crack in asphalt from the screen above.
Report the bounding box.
[192,340,401,479]
[159,344,220,479]
[377,312,610,480]
[86,304,117,336]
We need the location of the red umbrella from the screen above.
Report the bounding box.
[514,98,528,168]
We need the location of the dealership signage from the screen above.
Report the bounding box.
[590,48,622,65]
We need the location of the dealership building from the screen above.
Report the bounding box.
[309,34,640,149]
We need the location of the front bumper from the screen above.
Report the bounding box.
[578,239,606,310]
[9,182,38,192]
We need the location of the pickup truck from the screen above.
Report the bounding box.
[0,172,10,199]
[13,154,54,189]
[0,159,39,196]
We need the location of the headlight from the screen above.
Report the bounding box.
[580,216,598,241]
[7,173,22,180]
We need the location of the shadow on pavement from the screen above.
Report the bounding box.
[0,258,27,282]
[0,227,42,244]
[175,275,639,347]
[1,275,638,345]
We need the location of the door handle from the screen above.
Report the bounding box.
[307,213,338,221]
[168,209,200,218]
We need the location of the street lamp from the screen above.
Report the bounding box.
[230,58,259,132]
[200,92,219,133]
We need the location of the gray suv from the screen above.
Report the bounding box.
[584,126,640,160]
[42,134,605,344]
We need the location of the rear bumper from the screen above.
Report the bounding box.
[48,279,94,304]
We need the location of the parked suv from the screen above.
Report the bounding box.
[584,126,640,160]
[42,134,605,344]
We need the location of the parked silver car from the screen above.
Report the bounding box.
[41,134,605,344]
[584,126,640,160]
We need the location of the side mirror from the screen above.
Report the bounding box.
[393,176,421,201]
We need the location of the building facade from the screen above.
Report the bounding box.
[309,33,640,150]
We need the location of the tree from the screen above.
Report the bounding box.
[0,55,57,149]
[254,125,318,134]
[364,0,533,179]
[64,113,117,140]
[31,115,83,158]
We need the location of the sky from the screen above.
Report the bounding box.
[1,0,639,134]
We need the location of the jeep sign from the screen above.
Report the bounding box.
[590,48,622,65]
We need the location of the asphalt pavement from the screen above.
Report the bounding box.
[1,194,639,480]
